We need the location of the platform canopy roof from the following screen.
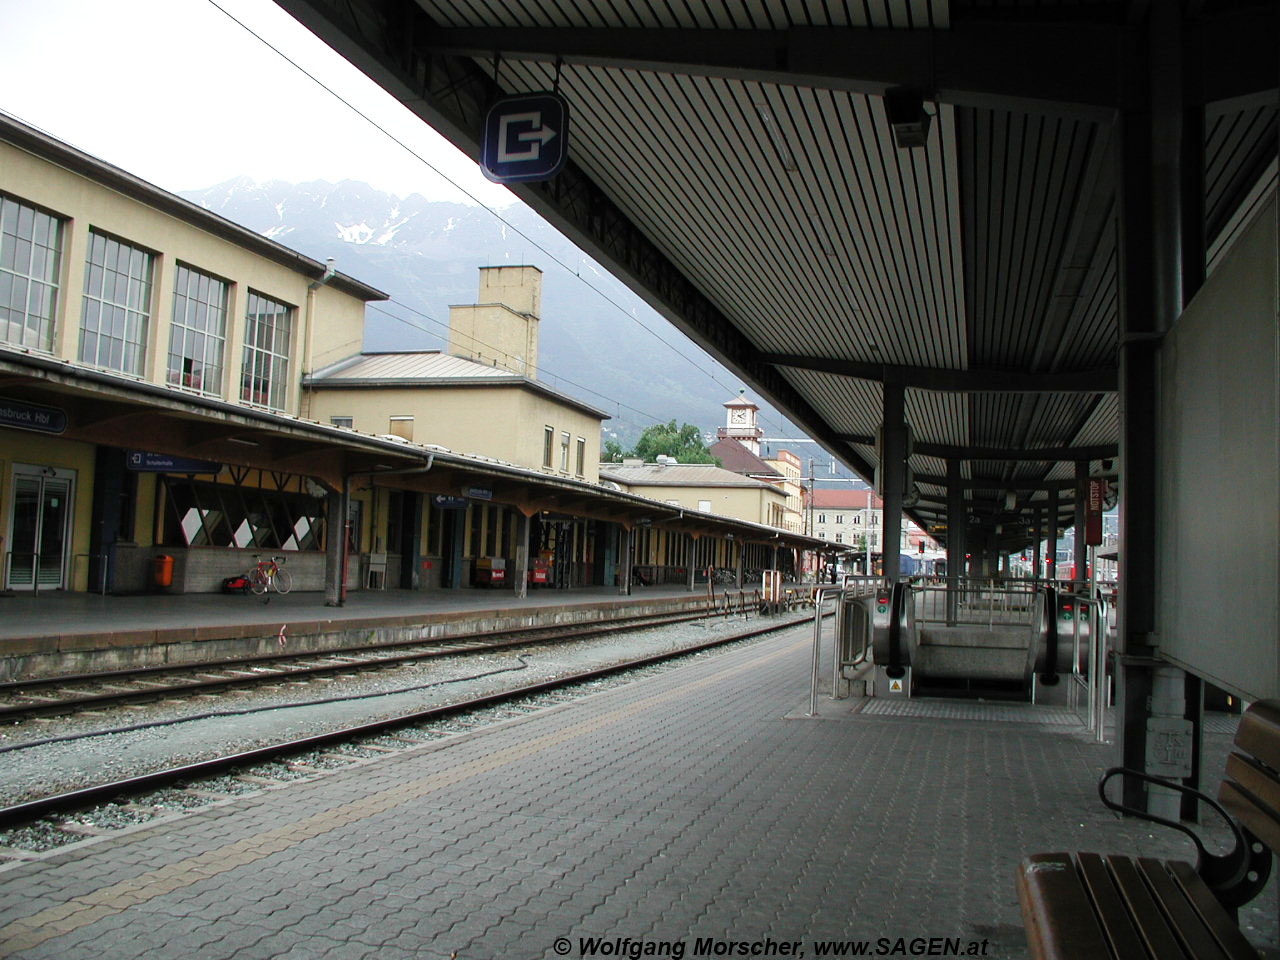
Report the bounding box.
[275,0,1277,550]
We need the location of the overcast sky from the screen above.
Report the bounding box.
[0,0,515,205]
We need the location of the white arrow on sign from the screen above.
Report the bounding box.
[497,112,557,163]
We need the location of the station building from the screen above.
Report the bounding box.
[0,112,828,598]
[305,267,606,484]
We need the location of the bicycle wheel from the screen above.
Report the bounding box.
[249,568,268,595]
[272,566,292,595]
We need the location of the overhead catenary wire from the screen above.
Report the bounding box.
[201,0,799,441]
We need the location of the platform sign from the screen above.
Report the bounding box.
[127,451,221,473]
[1085,478,1106,546]
[433,495,468,510]
[0,397,65,434]
[463,486,493,501]
[481,93,569,183]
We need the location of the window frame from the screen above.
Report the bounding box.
[240,289,294,411]
[80,228,154,376]
[0,191,63,353]
[575,437,586,476]
[542,426,554,468]
[167,262,229,396]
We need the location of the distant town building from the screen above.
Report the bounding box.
[599,459,788,529]
[711,396,803,532]
[810,489,933,556]
[305,266,608,482]
[716,390,763,455]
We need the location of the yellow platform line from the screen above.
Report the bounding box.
[0,632,808,955]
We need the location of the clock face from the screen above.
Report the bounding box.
[730,409,747,423]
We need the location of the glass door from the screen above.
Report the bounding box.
[6,465,74,591]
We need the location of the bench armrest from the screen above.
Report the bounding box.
[1099,767,1248,890]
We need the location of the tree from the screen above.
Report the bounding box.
[630,421,720,464]
[602,438,626,463]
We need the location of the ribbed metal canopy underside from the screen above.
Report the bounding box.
[276,0,1277,548]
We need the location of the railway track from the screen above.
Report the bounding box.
[0,612,813,848]
[0,604,748,723]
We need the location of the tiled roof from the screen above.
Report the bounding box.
[305,352,611,419]
[599,462,776,489]
[310,351,515,381]
[812,488,880,509]
[708,439,781,476]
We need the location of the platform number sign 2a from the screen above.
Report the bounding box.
[482,93,569,183]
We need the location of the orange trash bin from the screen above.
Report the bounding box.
[153,554,174,588]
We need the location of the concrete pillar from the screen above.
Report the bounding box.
[514,512,530,600]
[618,527,633,596]
[324,489,343,606]
[880,379,907,584]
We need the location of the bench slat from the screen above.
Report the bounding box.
[1105,855,1187,959]
[1233,702,1280,774]
[1167,861,1261,960]
[1016,853,1113,960]
[1221,755,1280,853]
[1137,858,1229,960]
[1077,852,1149,960]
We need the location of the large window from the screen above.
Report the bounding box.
[575,437,586,476]
[241,290,292,410]
[560,431,570,471]
[167,264,227,395]
[0,193,62,352]
[542,426,554,468]
[80,230,153,374]
[161,477,323,551]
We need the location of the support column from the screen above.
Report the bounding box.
[1115,1,1194,812]
[514,512,530,600]
[687,534,696,592]
[880,379,907,585]
[946,459,964,624]
[324,489,343,606]
[734,540,744,588]
[1047,488,1060,583]
[1074,462,1089,585]
[618,527,633,596]
[1031,510,1042,582]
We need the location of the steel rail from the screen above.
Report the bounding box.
[0,607,728,722]
[0,612,814,830]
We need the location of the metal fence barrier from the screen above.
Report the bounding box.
[808,577,883,716]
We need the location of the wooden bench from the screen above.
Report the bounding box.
[1017,699,1280,959]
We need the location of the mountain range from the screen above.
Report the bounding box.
[181,177,858,482]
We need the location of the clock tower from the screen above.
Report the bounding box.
[718,390,763,455]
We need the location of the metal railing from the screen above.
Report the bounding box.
[808,578,883,716]
[1061,589,1113,742]
[913,577,1042,629]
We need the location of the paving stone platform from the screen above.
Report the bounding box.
[0,623,1273,960]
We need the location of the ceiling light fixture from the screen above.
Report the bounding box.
[756,104,798,172]
[884,87,932,149]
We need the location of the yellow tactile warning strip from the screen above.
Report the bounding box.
[0,633,809,956]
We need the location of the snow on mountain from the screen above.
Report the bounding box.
[178,177,807,449]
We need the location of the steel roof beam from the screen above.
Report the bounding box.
[418,22,1124,116]
[829,434,1116,462]
[758,353,1116,393]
